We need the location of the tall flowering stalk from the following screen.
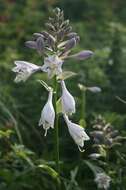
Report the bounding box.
[12,8,93,174]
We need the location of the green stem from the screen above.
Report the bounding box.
[81,90,86,128]
[53,76,60,174]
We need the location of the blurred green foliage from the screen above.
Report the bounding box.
[0,0,126,189]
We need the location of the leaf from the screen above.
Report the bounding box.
[84,160,104,175]
[56,98,62,114]
[57,71,77,80]
[38,164,60,185]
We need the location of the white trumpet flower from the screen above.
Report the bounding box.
[41,55,63,78]
[12,61,41,83]
[64,114,90,151]
[39,89,55,136]
[61,80,75,115]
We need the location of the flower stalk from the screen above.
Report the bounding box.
[53,76,60,174]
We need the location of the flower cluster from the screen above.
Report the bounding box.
[95,172,111,189]
[12,8,93,151]
[89,115,125,157]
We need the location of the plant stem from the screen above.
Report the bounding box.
[53,76,60,174]
[81,90,86,128]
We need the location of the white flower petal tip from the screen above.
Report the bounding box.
[39,90,55,136]
[61,81,75,115]
[64,115,90,150]
[12,61,41,82]
[41,55,63,78]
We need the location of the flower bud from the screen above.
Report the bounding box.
[89,153,101,160]
[67,32,78,39]
[39,90,55,136]
[36,37,45,54]
[25,41,37,49]
[87,86,101,93]
[64,38,76,52]
[69,50,94,60]
[33,33,44,39]
[61,81,75,115]
[64,114,90,151]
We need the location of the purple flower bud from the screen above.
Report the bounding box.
[33,33,44,39]
[25,41,37,49]
[75,36,80,43]
[64,38,76,51]
[41,31,50,39]
[109,130,119,138]
[47,35,56,48]
[90,131,104,140]
[36,37,45,53]
[67,32,78,39]
[45,23,56,31]
[69,50,93,60]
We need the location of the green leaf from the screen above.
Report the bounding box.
[38,164,60,184]
[57,71,77,80]
[56,98,62,114]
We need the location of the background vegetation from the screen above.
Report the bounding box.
[0,0,126,189]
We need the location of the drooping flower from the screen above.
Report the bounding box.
[12,61,41,83]
[95,172,111,189]
[39,88,55,136]
[41,55,63,78]
[61,80,75,115]
[64,114,90,151]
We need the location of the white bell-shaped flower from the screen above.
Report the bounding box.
[64,114,90,151]
[61,80,75,115]
[41,55,63,78]
[12,61,41,83]
[39,89,55,136]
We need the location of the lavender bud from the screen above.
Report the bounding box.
[54,7,61,15]
[25,41,37,49]
[57,30,65,41]
[64,38,76,51]
[47,35,56,47]
[109,130,119,138]
[90,131,104,140]
[60,20,70,28]
[75,36,80,43]
[64,26,72,34]
[67,32,78,39]
[87,86,101,93]
[36,37,45,53]
[41,31,50,39]
[69,50,94,60]
[45,23,56,31]
[33,33,44,39]
[104,138,113,146]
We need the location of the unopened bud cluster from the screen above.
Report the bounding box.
[12,8,94,151]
